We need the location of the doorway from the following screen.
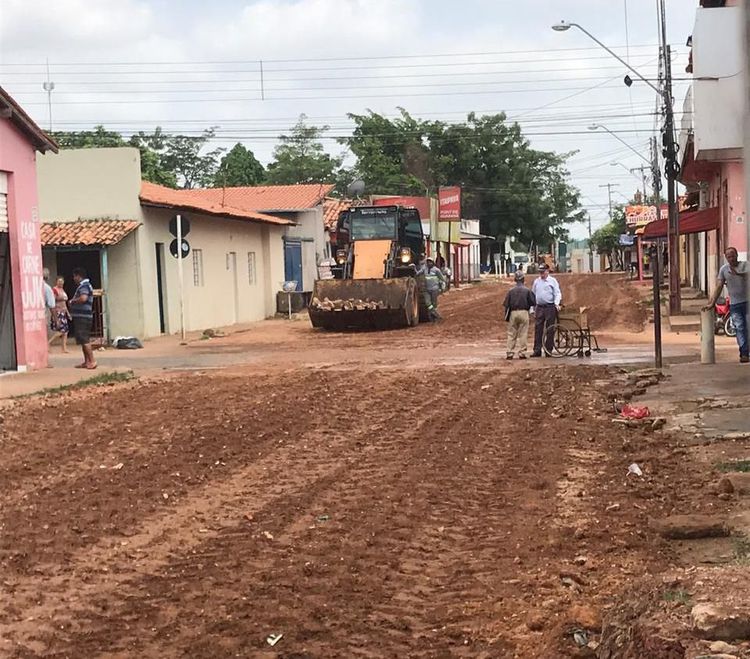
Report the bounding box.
[155,243,167,334]
[284,240,303,291]
[227,251,239,323]
[0,231,16,371]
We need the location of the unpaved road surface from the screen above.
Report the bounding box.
[0,277,722,657]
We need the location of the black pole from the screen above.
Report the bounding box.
[651,244,663,369]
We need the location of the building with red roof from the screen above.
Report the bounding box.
[36,147,330,341]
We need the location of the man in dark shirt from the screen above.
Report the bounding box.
[503,271,536,360]
[69,267,97,370]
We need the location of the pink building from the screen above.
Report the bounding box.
[679,0,746,293]
[0,87,58,371]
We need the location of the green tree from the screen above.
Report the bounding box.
[50,125,125,148]
[590,205,628,270]
[266,115,343,184]
[341,109,584,247]
[127,127,177,188]
[213,143,265,187]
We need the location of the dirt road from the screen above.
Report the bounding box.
[0,277,726,657]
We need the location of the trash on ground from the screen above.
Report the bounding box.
[572,629,589,647]
[620,404,650,419]
[112,336,143,350]
[266,633,283,647]
[627,463,643,477]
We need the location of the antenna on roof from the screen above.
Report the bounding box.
[42,58,55,131]
[347,179,365,199]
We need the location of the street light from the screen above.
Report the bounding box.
[550,21,661,94]
[588,124,651,164]
[555,19,682,316]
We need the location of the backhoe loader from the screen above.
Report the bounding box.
[308,205,429,330]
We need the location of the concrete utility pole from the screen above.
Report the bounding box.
[630,165,650,201]
[599,183,620,222]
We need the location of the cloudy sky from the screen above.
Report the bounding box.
[0,0,693,239]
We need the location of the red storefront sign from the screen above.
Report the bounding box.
[372,196,431,219]
[438,186,461,221]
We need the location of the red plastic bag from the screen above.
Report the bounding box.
[621,404,650,420]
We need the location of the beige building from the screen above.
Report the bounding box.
[37,147,296,340]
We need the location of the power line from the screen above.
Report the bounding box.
[0,43,674,67]
[2,63,663,87]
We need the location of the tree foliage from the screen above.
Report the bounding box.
[590,204,629,270]
[51,125,224,189]
[266,115,343,185]
[340,109,584,247]
[214,143,265,187]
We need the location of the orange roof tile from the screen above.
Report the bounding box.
[140,181,294,226]
[185,183,335,211]
[41,220,140,247]
[323,197,353,231]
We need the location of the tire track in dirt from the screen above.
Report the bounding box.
[0,371,464,656]
[0,369,356,575]
[20,369,489,658]
[47,370,538,658]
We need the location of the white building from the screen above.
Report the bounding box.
[35,147,336,341]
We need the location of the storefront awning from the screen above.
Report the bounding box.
[641,206,720,239]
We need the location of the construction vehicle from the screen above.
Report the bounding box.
[309,205,428,330]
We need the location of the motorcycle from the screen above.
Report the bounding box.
[715,297,736,337]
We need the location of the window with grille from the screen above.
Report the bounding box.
[193,249,204,286]
[247,251,257,285]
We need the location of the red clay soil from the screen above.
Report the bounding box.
[557,273,648,332]
[0,358,729,657]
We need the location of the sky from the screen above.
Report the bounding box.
[0,0,694,239]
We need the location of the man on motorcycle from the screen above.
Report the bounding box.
[704,246,748,363]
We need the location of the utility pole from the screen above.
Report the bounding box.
[587,215,594,273]
[599,182,619,222]
[600,182,619,271]
[658,0,682,314]
[630,165,650,202]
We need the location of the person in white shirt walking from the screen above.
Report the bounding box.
[530,264,562,357]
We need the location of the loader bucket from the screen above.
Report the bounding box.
[309,277,420,331]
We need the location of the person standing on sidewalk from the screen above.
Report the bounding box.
[531,264,562,357]
[69,267,97,370]
[704,246,748,363]
[503,271,536,360]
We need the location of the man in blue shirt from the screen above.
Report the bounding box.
[69,267,97,369]
[531,264,562,357]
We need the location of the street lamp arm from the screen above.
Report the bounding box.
[564,22,662,96]
[594,125,651,164]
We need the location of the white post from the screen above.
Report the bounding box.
[176,213,186,341]
[700,308,715,365]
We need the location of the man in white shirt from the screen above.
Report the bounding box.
[531,264,562,357]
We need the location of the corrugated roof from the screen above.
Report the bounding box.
[0,86,58,153]
[41,220,140,246]
[323,197,353,231]
[140,181,295,226]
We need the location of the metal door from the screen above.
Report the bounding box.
[284,241,303,292]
